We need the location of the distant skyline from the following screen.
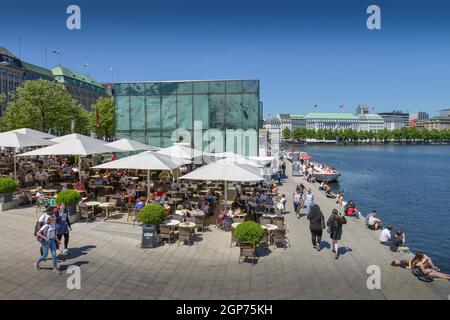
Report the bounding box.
[2,0,450,117]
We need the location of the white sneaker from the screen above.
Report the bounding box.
[56,249,60,256]
[62,249,69,255]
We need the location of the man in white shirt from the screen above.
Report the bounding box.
[380,224,393,245]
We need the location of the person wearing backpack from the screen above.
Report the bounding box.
[34,215,62,274]
[327,209,347,259]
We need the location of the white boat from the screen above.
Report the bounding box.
[313,172,341,182]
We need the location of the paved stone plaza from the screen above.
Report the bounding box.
[0,163,448,300]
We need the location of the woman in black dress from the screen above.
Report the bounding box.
[327,209,347,259]
[307,204,326,251]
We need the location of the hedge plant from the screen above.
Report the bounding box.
[137,204,167,225]
[235,221,265,245]
[56,189,81,206]
[0,177,18,193]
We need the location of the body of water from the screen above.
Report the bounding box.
[296,145,450,273]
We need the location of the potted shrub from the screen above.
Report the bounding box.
[235,222,265,264]
[56,190,81,223]
[137,204,167,248]
[0,177,18,204]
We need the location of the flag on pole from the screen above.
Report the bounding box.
[314,104,318,108]
[96,107,100,128]
[339,104,344,112]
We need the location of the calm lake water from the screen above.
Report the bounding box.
[297,144,450,273]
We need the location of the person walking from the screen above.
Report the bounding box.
[303,188,315,214]
[293,190,302,218]
[34,216,62,274]
[55,203,72,255]
[327,209,347,259]
[307,204,326,251]
[281,162,286,177]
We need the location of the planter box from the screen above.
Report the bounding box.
[67,204,79,224]
[0,192,13,204]
[141,224,159,248]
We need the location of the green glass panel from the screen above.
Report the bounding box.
[177,82,193,94]
[209,94,225,129]
[115,96,130,130]
[242,93,259,130]
[146,131,161,148]
[130,96,145,130]
[160,82,178,95]
[193,95,209,129]
[146,96,161,130]
[129,83,145,95]
[162,131,175,148]
[130,131,145,144]
[193,81,209,94]
[243,80,259,93]
[177,95,193,130]
[145,82,160,95]
[225,94,242,129]
[226,80,242,93]
[161,96,177,129]
[115,83,131,95]
[209,81,225,94]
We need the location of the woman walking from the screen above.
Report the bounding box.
[307,204,326,251]
[327,209,347,259]
[34,216,61,274]
[55,203,72,255]
[303,188,315,214]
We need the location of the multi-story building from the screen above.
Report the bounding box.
[377,110,409,130]
[114,80,261,156]
[416,116,450,131]
[356,114,385,131]
[0,47,25,116]
[290,114,306,130]
[52,66,106,110]
[410,111,429,121]
[439,109,450,117]
[306,113,360,131]
[276,113,292,132]
[263,117,281,151]
[356,105,369,115]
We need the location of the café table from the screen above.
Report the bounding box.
[85,201,101,216]
[162,219,180,227]
[178,222,196,229]
[99,202,114,220]
[261,224,278,246]
[171,197,183,205]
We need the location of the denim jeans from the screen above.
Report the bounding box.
[37,238,57,268]
[305,202,313,214]
[293,202,301,214]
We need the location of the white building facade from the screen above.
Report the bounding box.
[305,113,385,132]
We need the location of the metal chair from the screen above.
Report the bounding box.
[259,216,272,226]
[238,242,257,264]
[178,226,194,246]
[272,229,288,249]
[194,215,205,232]
[78,204,94,223]
[159,224,177,245]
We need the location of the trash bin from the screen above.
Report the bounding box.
[141,225,158,248]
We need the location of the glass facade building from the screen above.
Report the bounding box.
[114,80,261,155]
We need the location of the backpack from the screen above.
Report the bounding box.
[33,219,44,236]
[412,267,434,282]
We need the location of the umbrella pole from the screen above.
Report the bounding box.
[147,169,150,195]
[78,156,82,182]
[13,148,17,181]
[224,181,227,212]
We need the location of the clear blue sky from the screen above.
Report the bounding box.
[2,0,450,117]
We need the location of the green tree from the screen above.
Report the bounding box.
[89,97,115,139]
[282,127,291,140]
[0,79,88,134]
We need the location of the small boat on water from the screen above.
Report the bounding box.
[313,171,341,182]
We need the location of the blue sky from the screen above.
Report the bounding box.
[2,0,450,117]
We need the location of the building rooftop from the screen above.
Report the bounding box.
[52,66,104,88]
[357,114,384,120]
[290,114,305,119]
[0,47,16,58]
[22,61,53,78]
[306,113,358,119]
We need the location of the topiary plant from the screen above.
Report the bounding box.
[56,189,81,206]
[235,221,265,245]
[0,177,18,193]
[137,204,167,225]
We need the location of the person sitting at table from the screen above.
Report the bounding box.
[60,164,70,175]
[135,197,145,213]
[239,193,248,209]
[146,193,156,204]
[200,200,210,216]
[36,187,47,203]
[203,189,216,202]
[93,175,104,187]
[179,183,188,194]
[24,171,35,188]
[171,179,178,191]
[120,173,129,185]
[73,181,86,192]
[191,205,205,217]
[182,197,192,210]
[271,182,279,195]
[174,204,185,219]
[159,193,171,206]
[79,170,89,182]
[259,191,269,203]
[255,201,267,213]
[60,183,69,192]
[155,187,165,198]
[231,197,241,211]
[35,169,49,185]
[126,184,136,203]
[162,179,171,193]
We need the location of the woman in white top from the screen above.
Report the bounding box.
[34,216,62,273]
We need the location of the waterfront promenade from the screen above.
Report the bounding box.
[0,162,448,300]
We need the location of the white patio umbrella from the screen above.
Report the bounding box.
[106,139,159,152]
[178,161,264,210]
[19,138,121,181]
[92,151,190,194]
[0,132,56,180]
[8,128,56,139]
[157,142,204,160]
[50,133,106,144]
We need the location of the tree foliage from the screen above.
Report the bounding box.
[282,127,291,140]
[0,79,90,134]
[89,97,115,139]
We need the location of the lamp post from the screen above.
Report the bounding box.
[52,49,61,66]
